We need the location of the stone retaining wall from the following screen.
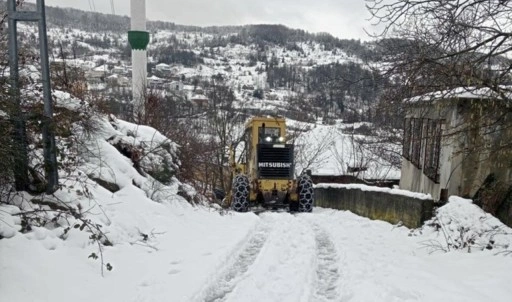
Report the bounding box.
[314,184,434,228]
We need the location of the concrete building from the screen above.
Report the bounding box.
[399,87,512,208]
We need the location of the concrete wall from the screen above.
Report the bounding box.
[315,184,434,229]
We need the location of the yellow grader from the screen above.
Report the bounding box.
[227,116,314,212]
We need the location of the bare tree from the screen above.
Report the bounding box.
[0,5,12,190]
[205,81,244,194]
[366,0,512,211]
[366,0,512,98]
[366,0,512,164]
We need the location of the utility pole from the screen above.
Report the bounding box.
[7,0,59,193]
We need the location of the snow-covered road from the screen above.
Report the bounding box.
[2,202,512,302]
[195,212,335,302]
[190,208,512,302]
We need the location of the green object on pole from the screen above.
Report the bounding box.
[128,30,150,50]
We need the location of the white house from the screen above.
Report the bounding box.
[112,65,126,75]
[165,81,183,92]
[155,63,171,73]
[87,64,109,79]
[399,87,512,208]
[190,94,209,110]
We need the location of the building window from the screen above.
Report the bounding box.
[410,118,423,168]
[423,119,442,183]
[403,118,412,161]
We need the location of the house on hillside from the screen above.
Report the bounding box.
[155,63,171,73]
[153,63,173,78]
[86,64,109,79]
[165,81,184,92]
[190,94,209,111]
[106,74,130,87]
[399,87,512,222]
[148,75,164,89]
[112,65,126,75]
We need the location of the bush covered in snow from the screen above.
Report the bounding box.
[413,196,512,254]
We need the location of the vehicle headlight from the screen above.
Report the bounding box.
[278,137,285,143]
[265,136,272,142]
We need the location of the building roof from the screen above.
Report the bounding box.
[191,94,208,100]
[93,64,108,72]
[148,75,163,81]
[405,86,511,103]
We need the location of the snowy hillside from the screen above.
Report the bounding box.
[7,5,400,184]
[10,5,380,124]
[292,120,401,179]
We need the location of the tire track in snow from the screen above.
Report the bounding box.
[310,222,340,302]
[195,216,274,302]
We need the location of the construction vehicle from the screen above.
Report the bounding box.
[228,116,314,212]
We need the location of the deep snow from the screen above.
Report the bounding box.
[1,93,511,302]
[2,203,512,302]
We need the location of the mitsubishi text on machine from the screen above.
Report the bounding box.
[258,162,292,168]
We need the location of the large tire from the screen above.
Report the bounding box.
[297,174,314,212]
[231,174,250,212]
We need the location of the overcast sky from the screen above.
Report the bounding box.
[35,0,376,40]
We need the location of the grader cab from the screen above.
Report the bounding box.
[228,116,313,212]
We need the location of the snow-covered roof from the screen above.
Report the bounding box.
[183,85,195,91]
[191,94,208,100]
[148,75,162,80]
[405,86,511,103]
[93,64,108,72]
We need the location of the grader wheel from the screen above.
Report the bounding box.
[297,174,314,212]
[231,174,250,212]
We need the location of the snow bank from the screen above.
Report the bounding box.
[311,207,512,302]
[414,196,512,253]
[0,205,20,239]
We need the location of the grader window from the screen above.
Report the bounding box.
[237,141,247,164]
[258,127,281,143]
